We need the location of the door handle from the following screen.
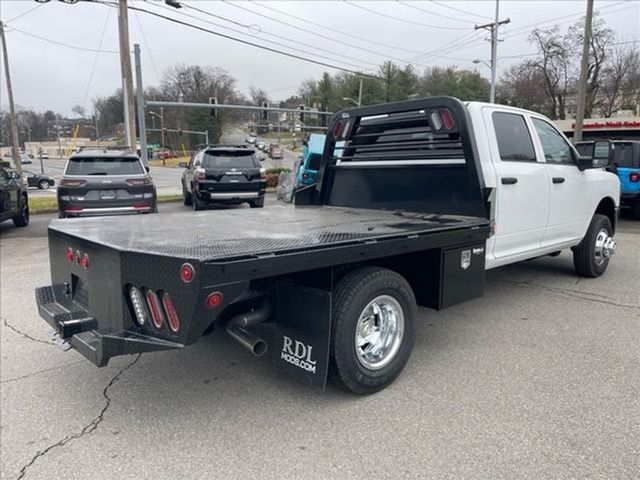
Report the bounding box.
[552,177,566,184]
[501,177,518,185]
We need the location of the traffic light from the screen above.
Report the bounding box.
[209,96,218,119]
[261,102,268,120]
[298,104,305,123]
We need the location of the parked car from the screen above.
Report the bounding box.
[268,143,283,159]
[297,133,325,187]
[41,151,50,160]
[22,170,55,189]
[57,148,157,218]
[246,136,257,145]
[0,165,29,227]
[180,144,266,209]
[20,153,33,165]
[577,140,640,219]
[34,97,618,395]
[256,141,266,151]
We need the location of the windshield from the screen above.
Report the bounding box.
[65,157,144,176]
[202,151,257,168]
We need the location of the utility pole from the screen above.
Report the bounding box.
[475,0,510,104]
[133,43,148,165]
[118,0,137,148]
[357,78,363,107]
[0,21,23,175]
[573,0,594,144]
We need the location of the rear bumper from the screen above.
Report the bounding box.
[620,193,639,206]
[36,285,181,366]
[195,188,265,202]
[58,200,156,217]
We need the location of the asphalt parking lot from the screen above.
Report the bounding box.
[1,204,638,480]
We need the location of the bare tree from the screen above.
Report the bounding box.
[599,45,640,117]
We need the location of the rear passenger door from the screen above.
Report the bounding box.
[485,109,550,259]
[529,117,592,246]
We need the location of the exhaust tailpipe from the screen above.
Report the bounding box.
[226,298,272,357]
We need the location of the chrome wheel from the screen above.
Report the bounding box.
[354,295,404,371]
[594,228,615,266]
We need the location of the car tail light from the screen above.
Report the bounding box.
[260,167,267,180]
[145,289,165,328]
[440,108,455,130]
[196,167,206,180]
[302,172,308,180]
[132,203,151,209]
[180,263,195,283]
[66,247,74,263]
[205,291,223,309]
[80,253,89,269]
[630,172,640,182]
[429,110,443,131]
[333,121,344,139]
[126,177,152,186]
[129,287,148,325]
[65,206,83,212]
[60,179,87,187]
[162,293,180,333]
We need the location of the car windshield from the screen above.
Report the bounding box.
[202,151,256,168]
[65,157,144,176]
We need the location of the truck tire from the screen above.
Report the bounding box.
[183,182,192,206]
[13,195,29,227]
[192,187,206,211]
[632,200,640,220]
[329,267,416,394]
[249,196,265,208]
[573,214,613,277]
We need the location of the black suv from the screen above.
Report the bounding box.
[57,148,157,218]
[0,165,29,227]
[181,145,266,210]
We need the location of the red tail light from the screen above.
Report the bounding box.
[65,206,83,212]
[125,177,152,186]
[60,179,87,187]
[162,293,180,333]
[302,172,308,180]
[205,291,223,309]
[145,290,165,328]
[132,203,151,209]
[440,108,455,130]
[80,253,89,269]
[180,263,195,283]
[66,247,74,263]
[630,172,640,182]
[333,121,344,139]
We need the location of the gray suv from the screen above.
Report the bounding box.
[57,148,157,218]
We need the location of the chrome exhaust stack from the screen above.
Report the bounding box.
[226,299,272,357]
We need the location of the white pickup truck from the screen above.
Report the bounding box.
[468,102,619,277]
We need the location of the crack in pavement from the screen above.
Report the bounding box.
[3,318,55,345]
[491,279,639,310]
[15,354,142,480]
[2,360,86,385]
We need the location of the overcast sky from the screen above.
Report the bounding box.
[1,0,638,116]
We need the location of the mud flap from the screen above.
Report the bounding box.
[270,281,332,390]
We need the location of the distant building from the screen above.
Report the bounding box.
[555,116,640,141]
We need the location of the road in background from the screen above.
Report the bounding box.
[1,203,639,479]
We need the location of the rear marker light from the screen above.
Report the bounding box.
[146,290,165,328]
[630,172,640,182]
[162,293,180,333]
[129,287,148,325]
[206,292,223,309]
[66,247,74,263]
[430,111,443,131]
[80,253,89,270]
[180,263,195,283]
[440,108,455,130]
[75,250,81,264]
[333,121,344,139]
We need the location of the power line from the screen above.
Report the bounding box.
[3,25,118,54]
[4,3,44,23]
[81,8,112,110]
[245,1,426,55]
[118,3,379,78]
[429,0,493,21]
[220,0,418,65]
[132,0,161,83]
[176,2,382,69]
[408,30,482,63]
[395,1,480,25]
[343,1,470,30]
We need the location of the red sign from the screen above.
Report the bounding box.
[571,120,640,129]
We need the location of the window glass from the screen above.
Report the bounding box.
[531,118,573,164]
[613,143,635,168]
[575,143,592,157]
[202,151,257,168]
[65,157,144,176]
[307,153,322,171]
[492,112,536,161]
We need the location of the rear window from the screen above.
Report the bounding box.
[65,157,144,176]
[492,112,536,162]
[613,143,636,168]
[202,151,257,168]
[307,153,322,171]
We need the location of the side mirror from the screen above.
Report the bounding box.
[592,140,612,167]
[178,161,187,168]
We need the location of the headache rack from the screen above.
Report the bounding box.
[302,96,486,219]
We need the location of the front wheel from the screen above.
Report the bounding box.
[38,180,50,190]
[13,196,29,227]
[192,189,206,211]
[182,182,193,206]
[573,214,615,277]
[329,267,416,394]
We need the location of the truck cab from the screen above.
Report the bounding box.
[465,103,619,272]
